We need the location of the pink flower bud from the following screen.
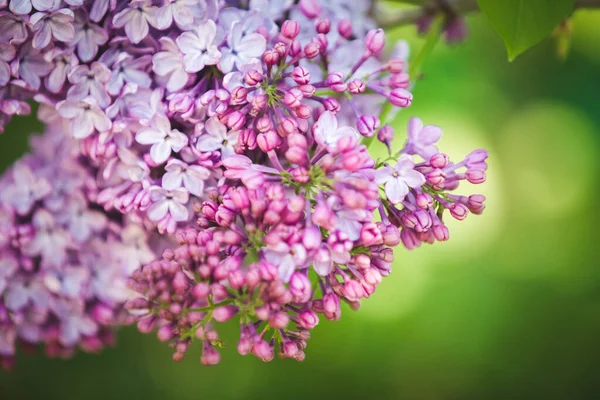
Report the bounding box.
[378,124,394,146]
[467,194,486,215]
[429,153,449,168]
[302,225,322,250]
[283,88,303,108]
[360,222,383,246]
[295,104,311,119]
[315,34,328,53]
[432,224,450,241]
[390,73,410,89]
[298,84,315,97]
[316,18,331,34]
[388,58,405,73]
[212,305,239,322]
[239,128,257,150]
[304,42,320,59]
[381,224,401,246]
[322,97,340,112]
[327,72,347,92]
[291,66,311,85]
[298,309,319,330]
[298,0,321,18]
[416,193,434,209]
[449,203,469,220]
[157,325,174,342]
[466,168,487,184]
[257,130,281,152]
[226,111,245,130]
[274,42,287,58]
[264,49,280,66]
[251,94,267,110]
[201,343,220,365]
[278,117,298,136]
[348,79,366,94]
[245,70,263,86]
[259,261,279,281]
[282,340,299,358]
[253,339,274,362]
[365,29,385,54]
[389,88,413,107]
[400,228,421,250]
[282,20,300,39]
[256,115,273,132]
[426,169,446,186]
[356,115,380,137]
[323,293,341,320]
[231,86,248,104]
[289,272,312,303]
[338,18,352,39]
[289,39,302,57]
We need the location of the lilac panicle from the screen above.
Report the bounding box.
[0,0,489,367]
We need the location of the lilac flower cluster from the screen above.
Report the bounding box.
[0,114,155,370]
[0,0,489,366]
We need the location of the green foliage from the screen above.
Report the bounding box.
[477,0,575,60]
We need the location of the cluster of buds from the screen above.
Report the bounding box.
[0,0,488,367]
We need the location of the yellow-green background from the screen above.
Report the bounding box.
[2,9,600,399]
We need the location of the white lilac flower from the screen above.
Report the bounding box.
[135,115,189,164]
[147,186,189,222]
[375,155,426,204]
[162,159,210,196]
[57,97,112,138]
[152,37,190,92]
[195,116,239,158]
[219,19,266,73]
[176,19,221,73]
[112,0,158,44]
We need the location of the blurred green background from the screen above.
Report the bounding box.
[2,8,600,400]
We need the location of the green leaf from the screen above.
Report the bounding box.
[477,0,575,61]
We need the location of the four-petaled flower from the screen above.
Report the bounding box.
[375,155,426,204]
[112,0,158,44]
[135,115,189,164]
[67,62,111,107]
[404,117,443,160]
[152,37,190,92]
[219,19,267,73]
[162,159,210,196]
[0,162,51,215]
[57,96,112,138]
[30,8,75,49]
[313,111,360,152]
[195,116,239,158]
[176,19,221,73]
[147,186,189,222]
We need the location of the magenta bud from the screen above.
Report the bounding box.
[253,339,274,362]
[364,267,382,286]
[91,303,114,325]
[429,153,449,168]
[449,203,469,220]
[291,66,311,85]
[416,192,434,209]
[388,58,405,74]
[231,86,248,104]
[322,97,340,112]
[245,70,263,86]
[137,316,156,334]
[226,110,245,130]
[467,194,486,215]
[295,104,311,119]
[365,28,385,54]
[298,309,319,330]
[251,94,267,110]
[303,42,320,59]
[278,117,298,136]
[400,228,421,250]
[338,18,352,39]
[302,225,322,250]
[201,343,221,365]
[157,325,174,342]
[390,73,410,89]
[323,293,341,320]
[432,224,450,241]
[172,271,188,294]
[426,169,446,186]
[357,115,380,137]
[343,279,365,302]
[257,130,281,152]
[269,312,290,329]
[237,336,252,356]
[282,20,300,39]
[192,282,210,299]
[289,39,302,57]
[466,168,487,184]
[259,261,279,281]
[298,84,315,97]
[348,79,366,94]
[264,49,280,66]
[413,209,432,232]
[377,124,394,146]
[298,0,321,18]
[289,272,312,303]
[212,305,239,322]
[283,88,304,108]
[282,340,299,358]
[465,149,489,169]
[326,72,347,92]
[381,223,401,246]
[256,115,273,132]
[274,42,287,58]
[316,18,331,34]
[389,88,413,107]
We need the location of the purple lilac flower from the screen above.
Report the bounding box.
[0,0,489,368]
[0,122,157,369]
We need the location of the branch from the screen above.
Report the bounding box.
[376,0,600,29]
